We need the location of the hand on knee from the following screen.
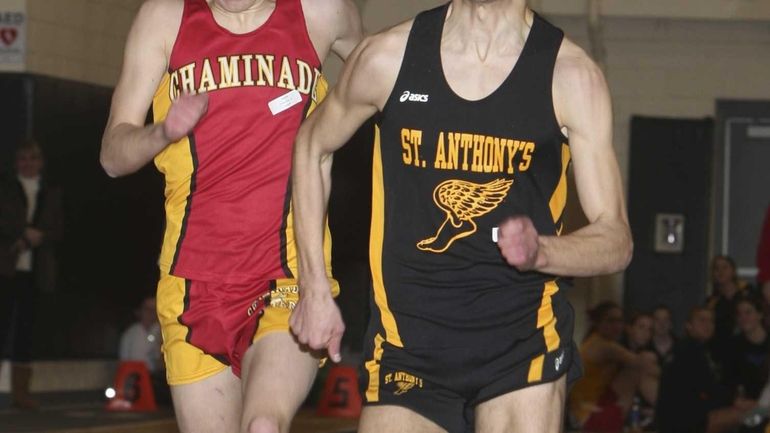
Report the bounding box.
[638,351,659,375]
[245,416,281,433]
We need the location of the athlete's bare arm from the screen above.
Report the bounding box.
[100,0,206,178]
[290,24,410,361]
[303,0,362,61]
[498,38,633,276]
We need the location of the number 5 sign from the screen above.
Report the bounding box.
[317,366,362,418]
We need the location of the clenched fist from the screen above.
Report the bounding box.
[497,216,541,272]
[163,93,209,142]
[289,287,345,363]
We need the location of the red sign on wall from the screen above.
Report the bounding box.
[0,10,25,70]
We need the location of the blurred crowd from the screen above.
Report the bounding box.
[569,256,770,433]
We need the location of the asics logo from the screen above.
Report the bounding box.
[400,90,429,103]
[555,351,565,372]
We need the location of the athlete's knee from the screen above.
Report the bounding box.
[245,416,281,433]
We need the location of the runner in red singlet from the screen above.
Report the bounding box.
[101,1,362,432]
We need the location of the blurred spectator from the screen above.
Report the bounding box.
[753,380,770,430]
[761,282,770,331]
[651,305,677,365]
[0,141,62,410]
[119,296,169,405]
[622,312,654,353]
[707,255,750,365]
[568,301,660,432]
[656,306,755,433]
[757,204,770,286]
[621,312,658,429]
[119,296,162,372]
[758,204,770,335]
[723,296,769,402]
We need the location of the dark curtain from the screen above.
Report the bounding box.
[624,116,714,332]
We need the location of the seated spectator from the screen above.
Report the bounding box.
[119,296,169,405]
[656,306,757,433]
[621,312,658,429]
[723,296,769,402]
[753,380,770,428]
[120,296,162,372]
[569,302,660,432]
[622,312,654,353]
[757,204,770,288]
[707,255,750,365]
[651,305,677,365]
[757,203,770,335]
[761,281,770,331]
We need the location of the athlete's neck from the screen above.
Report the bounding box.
[446,0,531,63]
[209,0,274,32]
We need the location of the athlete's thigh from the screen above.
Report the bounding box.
[475,375,566,433]
[359,405,448,433]
[171,368,242,433]
[240,331,318,428]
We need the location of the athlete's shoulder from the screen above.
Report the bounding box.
[301,0,355,19]
[132,0,184,51]
[136,0,184,23]
[301,0,359,39]
[553,38,606,95]
[301,0,362,60]
[338,19,413,109]
[354,19,413,73]
[552,36,609,127]
[554,38,604,86]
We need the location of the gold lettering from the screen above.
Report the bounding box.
[410,130,422,167]
[296,60,313,94]
[178,63,196,94]
[255,54,275,87]
[277,56,296,90]
[169,71,180,100]
[460,133,473,171]
[434,132,447,169]
[198,59,218,93]
[447,132,460,170]
[241,54,255,86]
[506,140,522,174]
[218,56,242,89]
[519,141,535,171]
[471,134,484,172]
[493,137,505,173]
[401,129,413,165]
[483,136,496,173]
[312,69,322,101]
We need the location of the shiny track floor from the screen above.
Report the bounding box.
[0,392,357,433]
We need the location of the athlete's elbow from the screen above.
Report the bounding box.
[615,229,634,272]
[99,144,129,178]
[100,150,120,178]
[294,127,328,166]
[621,239,633,270]
[293,125,313,160]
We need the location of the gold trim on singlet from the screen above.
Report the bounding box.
[527,279,561,382]
[153,72,195,272]
[548,143,571,224]
[364,333,386,402]
[370,126,403,348]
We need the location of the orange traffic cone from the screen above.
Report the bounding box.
[106,361,157,412]
[316,365,362,418]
